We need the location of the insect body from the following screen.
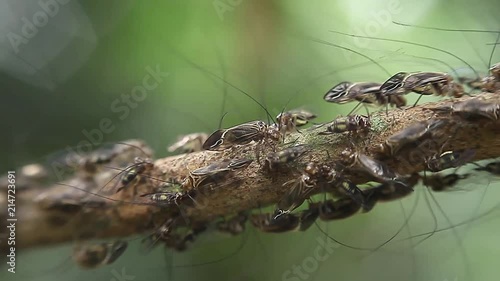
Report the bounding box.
[265,144,309,171]
[276,109,317,134]
[251,206,319,233]
[319,115,371,135]
[216,212,249,235]
[381,71,464,98]
[324,81,407,109]
[72,240,128,269]
[182,158,253,191]
[426,150,476,172]
[432,98,500,121]
[422,173,470,192]
[116,157,154,193]
[274,162,337,218]
[168,133,208,153]
[202,120,280,151]
[383,119,448,155]
[314,197,361,221]
[474,161,500,175]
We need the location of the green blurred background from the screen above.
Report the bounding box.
[1,0,500,280]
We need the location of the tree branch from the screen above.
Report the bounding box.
[7,91,500,252]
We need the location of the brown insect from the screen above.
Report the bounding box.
[264,144,309,171]
[318,115,371,135]
[426,149,476,172]
[422,173,470,192]
[381,71,464,98]
[382,119,448,155]
[202,120,280,151]
[216,212,249,235]
[431,98,500,121]
[72,240,128,269]
[276,109,317,135]
[182,158,253,191]
[324,81,406,108]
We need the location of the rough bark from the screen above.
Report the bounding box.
[4,91,500,252]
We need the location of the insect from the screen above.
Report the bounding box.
[426,149,476,172]
[347,152,406,185]
[324,81,406,108]
[182,158,253,192]
[276,109,317,135]
[216,212,249,235]
[422,173,470,192]
[474,161,500,175]
[202,120,280,151]
[382,119,448,155]
[335,180,372,211]
[168,133,208,153]
[251,206,318,233]
[431,98,500,121]
[365,173,419,202]
[273,162,337,218]
[264,144,309,171]
[72,240,128,269]
[314,197,361,221]
[381,71,464,106]
[462,62,500,92]
[115,157,155,193]
[318,115,371,135]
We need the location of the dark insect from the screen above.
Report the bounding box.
[318,115,371,135]
[381,71,464,98]
[202,120,280,151]
[251,206,319,233]
[182,158,253,191]
[336,180,370,211]
[431,98,500,121]
[250,212,300,233]
[274,162,337,218]
[350,152,405,184]
[365,173,419,202]
[264,144,309,171]
[216,212,249,235]
[426,150,476,172]
[422,173,470,192]
[168,133,208,153]
[314,197,361,221]
[382,119,448,155]
[474,161,500,175]
[116,157,154,193]
[72,240,128,269]
[276,109,317,135]
[324,81,406,108]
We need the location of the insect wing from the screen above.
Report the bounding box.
[381,72,408,95]
[324,81,353,103]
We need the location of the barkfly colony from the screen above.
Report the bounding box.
[5,40,500,273]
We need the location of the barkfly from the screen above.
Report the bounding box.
[382,118,448,155]
[318,114,371,135]
[422,173,470,192]
[474,161,500,175]
[426,149,476,172]
[366,173,420,202]
[431,98,500,121]
[115,157,154,193]
[381,71,465,104]
[181,158,253,192]
[250,206,318,233]
[347,152,407,184]
[168,132,209,154]
[72,240,128,269]
[202,120,281,153]
[264,144,309,171]
[324,81,406,108]
[313,197,361,221]
[273,162,337,219]
[276,108,317,135]
[216,212,249,235]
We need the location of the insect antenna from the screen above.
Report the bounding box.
[329,30,481,80]
[167,45,275,125]
[302,35,393,115]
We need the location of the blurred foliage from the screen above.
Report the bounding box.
[1,0,500,281]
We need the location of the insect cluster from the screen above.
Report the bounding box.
[5,62,500,271]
